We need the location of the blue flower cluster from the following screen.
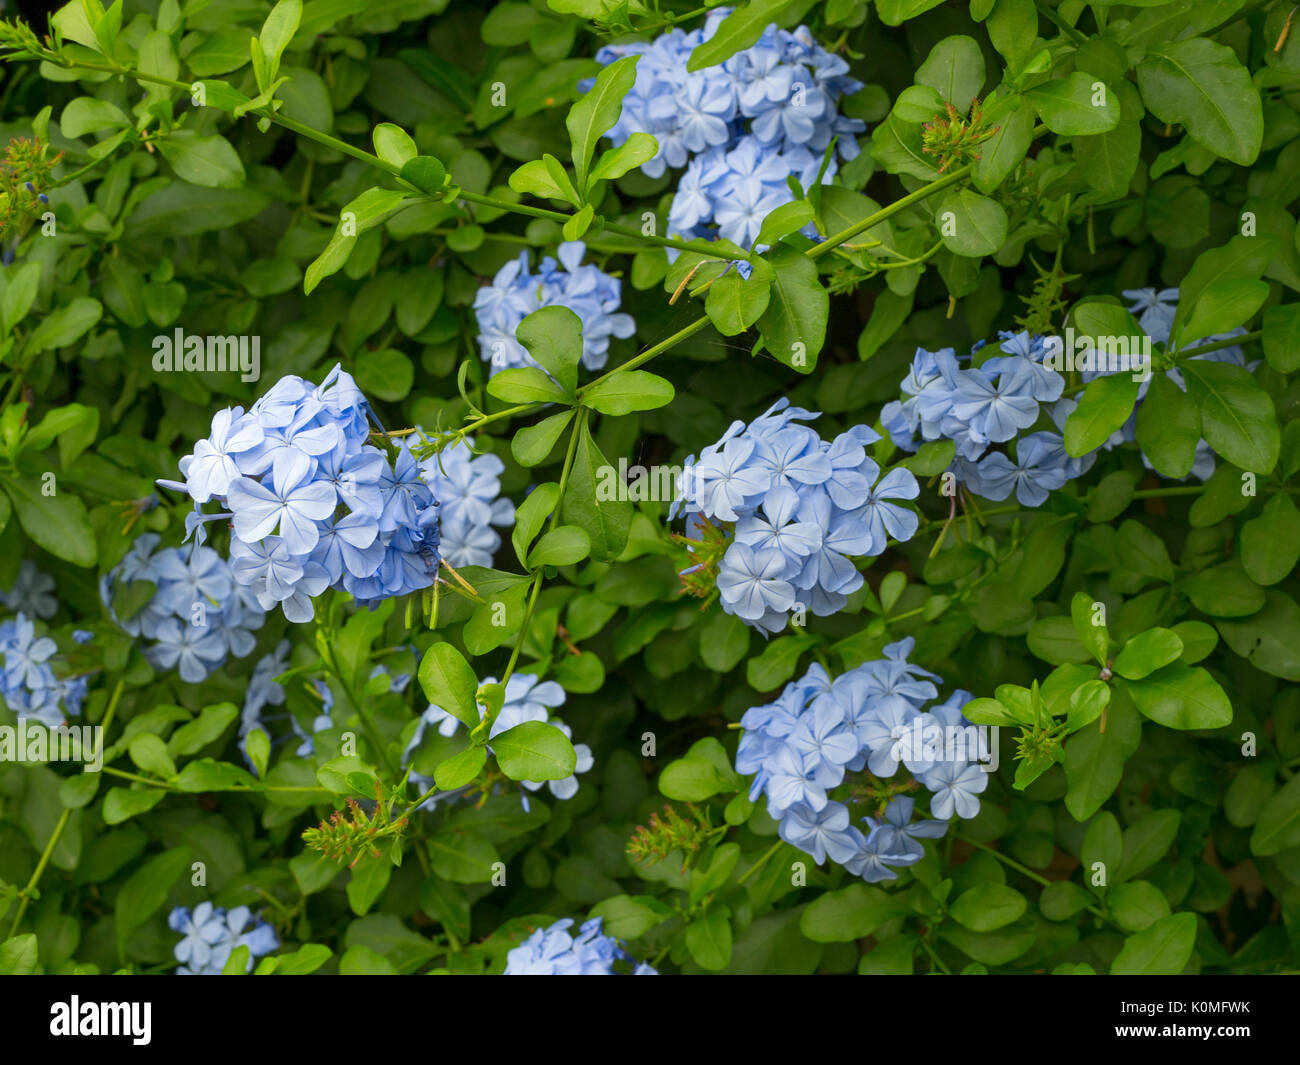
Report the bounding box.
[473,241,635,376]
[593,10,864,247]
[675,398,920,633]
[503,917,656,975]
[2,560,57,619]
[101,533,262,684]
[167,903,278,975]
[735,639,990,882]
[0,612,86,727]
[1100,287,1252,481]
[160,365,444,620]
[404,671,592,811]
[416,439,513,568]
[881,331,1095,506]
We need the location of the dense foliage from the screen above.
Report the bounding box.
[0,0,1298,977]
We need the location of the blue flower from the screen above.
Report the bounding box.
[504,917,655,975]
[473,241,634,375]
[734,643,988,883]
[2,560,57,619]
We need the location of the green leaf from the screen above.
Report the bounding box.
[706,271,771,336]
[173,759,258,792]
[2,475,96,567]
[1180,279,1268,343]
[1137,38,1262,165]
[1180,360,1278,475]
[156,131,245,189]
[372,122,417,167]
[304,188,411,294]
[128,734,176,779]
[516,304,584,396]
[1124,664,1233,730]
[427,830,499,884]
[1136,371,1199,478]
[658,757,728,801]
[754,199,816,250]
[1025,73,1120,135]
[512,482,560,565]
[1262,304,1300,373]
[1064,373,1139,458]
[1110,881,1171,932]
[687,0,797,70]
[800,884,906,942]
[1114,628,1184,680]
[102,787,166,825]
[561,418,631,562]
[757,244,827,373]
[588,131,658,187]
[1117,809,1182,883]
[937,188,1007,257]
[581,370,675,415]
[1116,519,1176,584]
[527,524,591,568]
[1070,591,1109,665]
[0,934,38,975]
[258,0,302,70]
[1250,773,1300,856]
[1170,235,1277,347]
[699,610,751,673]
[684,909,732,970]
[399,155,447,196]
[948,884,1027,932]
[567,55,639,187]
[485,366,571,405]
[434,745,487,791]
[492,721,577,781]
[1241,494,1300,586]
[115,845,192,959]
[972,95,1035,193]
[25,297,102,353]
[1109,912,1196,974]
[417,643,479,729]
[512,410,575,468]
[60,97,128,138]
[916,35,985,113]
[1182,561,1265,619]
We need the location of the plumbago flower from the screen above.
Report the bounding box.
[167,903,278,975]
[158,365,456,621]
[100,533,262,684]
[591,10,866,249]
[403,670,593,811]
[504,917,656,975]
[417,438,514,568]
[2,560,57,618]
[673,398,920,633]
[881,331,1091,507]
[473,240,635,376]
[735,639,989,882]
[0,611,86,727]
[882,300,1256,509]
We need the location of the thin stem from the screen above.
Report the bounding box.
[1173,330,1261,360]
[806,164,973,260]
[1034,0,1089,45]
[9,678,124,938]
[736,839,783,885]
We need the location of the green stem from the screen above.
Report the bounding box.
[806,164,973,260]
[502,408,584,685]
[736,840,783,885]
[8,678,124,938]
[1173,330,1261,360]
[1034,0,1089,45]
